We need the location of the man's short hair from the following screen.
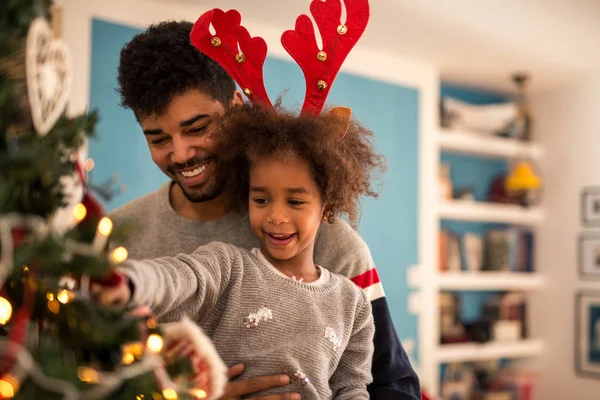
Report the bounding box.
[118,21,236,118]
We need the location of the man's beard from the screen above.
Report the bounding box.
[177,175,226,203]
[167,156,227,204]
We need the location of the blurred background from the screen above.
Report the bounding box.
[53,0,600,398]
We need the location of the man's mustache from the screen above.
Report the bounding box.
[166,156,216,174]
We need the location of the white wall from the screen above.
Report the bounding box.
[531,79,600,400]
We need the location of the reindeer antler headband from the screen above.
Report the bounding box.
[190,0,370,116]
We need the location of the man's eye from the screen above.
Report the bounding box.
[188,125,209,134]
[253,198,268,204]
[151,137,168,145]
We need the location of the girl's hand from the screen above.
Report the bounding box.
[91,272,131,307]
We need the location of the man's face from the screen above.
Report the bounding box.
[139,89,241,203]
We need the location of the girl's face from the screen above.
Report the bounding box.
[248,154,325,269]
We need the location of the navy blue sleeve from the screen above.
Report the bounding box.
[367,297,422,400]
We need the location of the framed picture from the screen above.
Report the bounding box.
[576,291,600,379]
[579,233,600,279]
[581,187,600,226]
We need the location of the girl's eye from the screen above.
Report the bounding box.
[289,200,305,206]
[253,197,268,204]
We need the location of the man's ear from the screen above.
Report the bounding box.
[232,90,244,106]
[324,106,352,139]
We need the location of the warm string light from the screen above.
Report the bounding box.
[122,342,144,365]
[0,377,15,398]
[162,388,178,399]
[193,389,207,399]
[83,158,95,172]
[146,334,164,353]
[0,296,12,325]
[77,367,98,383]
[111,246,128,263]
[72,203,87,223]
[47,298,60,314]
[92,217,113,252]
[57,289,73,304]
[122,352,135,365]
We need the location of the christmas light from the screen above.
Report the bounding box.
[0,379,15,398]
[146,318,157,329]
[77,367,98,383]
[83,158,95,172]
[72,203,87,222]
[0,296,13,325]
[92,217,113,252]
[111,246,128,263]
[162,388,178,399]
[98,217,113,235]
[146,334,164,353]
[122,352,135,365]
[57,289,72,304]
[46,292,54,301]
[194,389,207,399]
[48,298,60,314]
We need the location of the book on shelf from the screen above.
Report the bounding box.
[439,228,535,273]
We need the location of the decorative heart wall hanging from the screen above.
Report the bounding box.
[25,17,72,136]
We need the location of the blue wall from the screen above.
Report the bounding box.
[89,19,420,357]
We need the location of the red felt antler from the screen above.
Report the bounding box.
[281,0,370,116]
[190,9,273,109]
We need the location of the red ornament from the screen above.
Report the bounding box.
[80,192,104,223]
[89,270,124,288]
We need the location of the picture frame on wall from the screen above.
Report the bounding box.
[576,291,600,379]
[579,233,600,279]
[581,187,600,226]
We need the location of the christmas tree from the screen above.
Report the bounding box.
[0,1,225,398]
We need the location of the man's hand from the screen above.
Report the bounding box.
[219,364,300,400]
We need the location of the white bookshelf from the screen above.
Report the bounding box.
[438,128,544,160]
[439,200,543,225]
[436,339,545,363]
[437,272,544,291]
[418,124,545,397]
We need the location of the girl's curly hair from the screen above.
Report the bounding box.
[217,104,386,226]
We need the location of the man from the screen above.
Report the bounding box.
[110,21,420,400]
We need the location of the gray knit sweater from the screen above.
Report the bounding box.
[119,242,374,399]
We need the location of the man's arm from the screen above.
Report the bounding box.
[314,221,421,400]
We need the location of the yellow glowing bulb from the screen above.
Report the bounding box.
[136,396,145,400]
[57,290,71,304]
[162,388,178,400]
[111,246,129,263]
[97,217,113,236]
[72,203,87,222]
[46,292,54,301]
[77,367,98,383]
[0,379,14,398]
[146,318,157,329]
[146,334,164,353]
[83,158,95,172]
[0,297,13,325]
[122,352,135,365]
[48,299,60,314]
[194,389,207,399]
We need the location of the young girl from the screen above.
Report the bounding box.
[100,104,386,399]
